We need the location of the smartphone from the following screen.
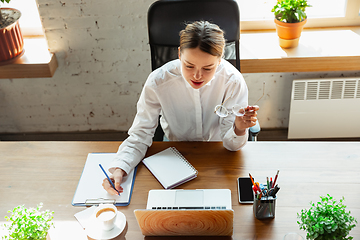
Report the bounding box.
[237,177,254,203]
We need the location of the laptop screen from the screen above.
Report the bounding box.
[146,189,232,209]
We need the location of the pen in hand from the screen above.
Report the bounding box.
[99,164,120,196]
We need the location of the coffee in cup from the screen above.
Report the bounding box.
[94,204,117,231]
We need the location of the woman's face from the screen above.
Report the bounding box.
[179,47,221,89]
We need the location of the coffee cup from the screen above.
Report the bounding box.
[94,204,117,231]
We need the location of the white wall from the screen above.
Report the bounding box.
[244,71,360,128]
[0,0,359,133]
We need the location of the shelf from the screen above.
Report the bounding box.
[0,37,58,79]
[239,26,360,73]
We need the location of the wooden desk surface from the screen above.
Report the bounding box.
[0,141,359,240]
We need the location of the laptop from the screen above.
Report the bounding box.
[134,189,234,236]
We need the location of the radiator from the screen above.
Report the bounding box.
[288,77,360,139]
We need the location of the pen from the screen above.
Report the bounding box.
[99,164,120,196]
[266,177,270,191]
[271,184,280,197]
[249,173,256,187]
[255,182,261,192]
[272,170,280,188]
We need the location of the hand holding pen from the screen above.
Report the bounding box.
[100,164,124,196]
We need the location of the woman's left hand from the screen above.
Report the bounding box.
[234,105,260,136]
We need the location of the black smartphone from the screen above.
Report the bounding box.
[237,177,254,203]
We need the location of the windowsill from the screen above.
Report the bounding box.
[239,26,360,73]
[0,27,359,78]
[0,37,58,79]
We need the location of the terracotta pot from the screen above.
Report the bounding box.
[274,18,307,40]
[278,37,300,48]
[0,8,24,64]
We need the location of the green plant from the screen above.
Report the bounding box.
[2,203,54,240]
[0,0,11,5]
[272,0,312,23]
[0,0,11,9]
[297,194,357,240]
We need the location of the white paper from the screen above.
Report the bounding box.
[74,206,97,229]
[72,153,135,206]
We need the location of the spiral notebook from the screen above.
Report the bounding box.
[142,147,197,189]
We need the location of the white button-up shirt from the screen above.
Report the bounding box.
[110,59,249,174]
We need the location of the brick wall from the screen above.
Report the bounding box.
[0,0,153,133]
[0,0,359,133]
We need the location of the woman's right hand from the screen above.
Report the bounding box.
[102,168,126,195]
[234,105,260,135]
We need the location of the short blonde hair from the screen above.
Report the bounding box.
[179,21,225,58]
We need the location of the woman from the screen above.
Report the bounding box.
[103,21,259,195]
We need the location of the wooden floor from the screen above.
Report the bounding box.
[0,129,359,141]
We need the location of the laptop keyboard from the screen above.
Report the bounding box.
[151,206,227,209]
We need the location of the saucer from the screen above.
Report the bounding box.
[85,211,126,240]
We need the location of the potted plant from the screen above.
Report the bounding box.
[271,0,311,48]
[297,194,357,240]
[0,0,24,64]
[2,203,54,240]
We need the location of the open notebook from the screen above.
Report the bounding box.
[72,153,136,206]
[142,147,197,189]
[134,189,234,236]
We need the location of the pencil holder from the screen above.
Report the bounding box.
[253,197,276,219]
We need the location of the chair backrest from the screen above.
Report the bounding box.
[147,0,240,71]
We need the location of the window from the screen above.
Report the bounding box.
[5,0,360,34]
[237,0,360,30]
[4,0,44,36]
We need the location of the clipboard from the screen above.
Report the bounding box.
[72,153,137,206]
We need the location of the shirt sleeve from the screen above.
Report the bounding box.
[109,78,161,174]
[222,124,248,151]
[219,74,249,151]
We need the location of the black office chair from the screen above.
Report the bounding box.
[147,0,260,141]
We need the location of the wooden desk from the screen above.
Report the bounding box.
[0,141,359,240]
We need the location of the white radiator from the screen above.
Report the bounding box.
[288,77,360,139]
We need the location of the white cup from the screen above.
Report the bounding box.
[94,204,117,231]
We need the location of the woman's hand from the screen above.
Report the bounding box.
[234,105,260,136]
[102,168,126,195]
